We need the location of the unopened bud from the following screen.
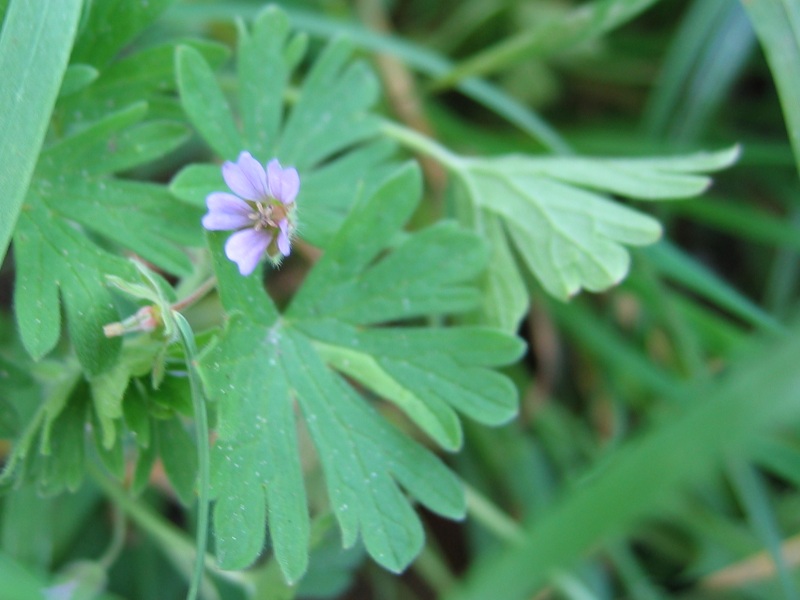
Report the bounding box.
[103,305,161,337]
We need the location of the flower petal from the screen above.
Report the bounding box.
[202,193,253,230]
[267,159,300,205]
[222,152,268,201]
[224,228,272,276]
[277,219,291,256]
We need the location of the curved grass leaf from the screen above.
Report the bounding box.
[643,0,755,143]
[743,0,800,177]
[447,320,800,600]
[433,0,661,89]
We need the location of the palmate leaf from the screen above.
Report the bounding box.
[13,102,198,375]
[57,39,229,126]
[173,6,395,249]
[70,0,176,69]
[201,165,524,582]
[451,146,740,328]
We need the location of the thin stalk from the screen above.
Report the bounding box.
[413,537,457,595]
[173,313,212,600]
[380,119,463,170]
[97,502,127,571]
[172,276,217,312]
[88,463,253,593]
[463,482,524,544]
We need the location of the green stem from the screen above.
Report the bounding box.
[89,463,252,593]
[172,276,217,312]
[463,482,524,544]
[97,502,126,571]
[413,540,457,595]
[173,313,212,600]
[380,119,463,170]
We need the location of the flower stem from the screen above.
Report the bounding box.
[172,276,217,313]
[173,313,212,600]
[97,501,126,571]
[380,119,463,170]
[463,482,525,544]
[88,462,253,593]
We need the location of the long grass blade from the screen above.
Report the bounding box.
[0,0,83,263]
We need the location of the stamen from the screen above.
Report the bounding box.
[251,201,282,231]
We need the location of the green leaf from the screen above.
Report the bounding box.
[13,101,202,372]
[13,198,128,373]
[0,0,83,265]
[71,0,176,68]
[40,103,190,178]
[89,359,130,450]
[460,159,662,300]
[91,408,125,480]
[498,146,740,200]
[743,0,800,176]
[433,0,661,88]
[175,6,389,248]
[0,551,49,600]
[451,146,739,315]
[54,178,202,276]
[29,393,87,496]
[276,39,381,169]
[58,64,99,98]
[176,44,243,160]
[446,320,800,600]
[456,198,528,332]
[58,39,230,126]
[202,165,521,582]
[236,6,301,157]
[157,417,199,507]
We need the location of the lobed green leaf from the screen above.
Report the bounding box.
[71,0,176,68]
[13,198,128,373]
[176,45,243,160]
[202,164,520,581]
[451,146,739,321]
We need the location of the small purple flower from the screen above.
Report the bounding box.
[202,152,299,276]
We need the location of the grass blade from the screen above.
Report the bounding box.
[643,0,755,143]
[0,0,83,264]
[743,0,800,176]
[644,241,785,334]
[433,0,661,89]
[447,320,800,600]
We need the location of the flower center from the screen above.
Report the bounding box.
[250,200,287,231]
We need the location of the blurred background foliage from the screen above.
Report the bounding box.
[2,0,800,599]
